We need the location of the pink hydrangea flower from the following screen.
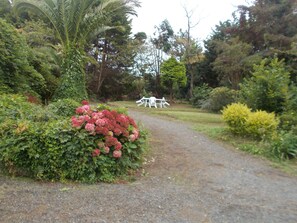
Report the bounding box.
[76,105,91,114]
[113,150,122,158]
[128,116,137,128]
[82,105,90,112]
[96,127,109,136]
[115,142,122,150]
[97,112,104,119]
[84,115,91,122]
[71,116,84,128]
[81,100,89,105]
[129,134,136,142]
[113,128,122,136]
[132,128,139,139]
[92,149,100,157]
[75,107,85,114]
[88,118,96,124]
[85,123,95,132]
[104,146,110,154]
[95,118,106,127]
[97,141,105,148]
[105,136,118,147]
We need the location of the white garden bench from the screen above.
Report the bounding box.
[136,97,170,108]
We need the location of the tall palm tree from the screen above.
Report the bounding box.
[14,0,138,101]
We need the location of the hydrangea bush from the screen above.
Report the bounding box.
[0,99,147,183]
[71,102,141,161]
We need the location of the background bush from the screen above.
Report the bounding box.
[0,19,46,98]
[202,87,238,112]
[47,98,81,117]
[190,84,212,108]
[0,94,53,122]
[239,58,290,114]
[270,131,297,160]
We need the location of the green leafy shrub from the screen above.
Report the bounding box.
[286,84,297,111]
[0,19,46,97]
[0,101,147,183]
[222,103,279,139]
[97,103,113,111]
[190,84,212,108]
[245,110,279,139]
[222,103,251,134]
[0,94,53,122]
[0,119,43,176]
[279,111,297,133]
[47,98,81,117]
[97,103,128,115]
[239,58,290,114]
[270,131,297,159]
[202,87,238,112]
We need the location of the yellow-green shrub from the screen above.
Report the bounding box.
[222,103,251,134]
[245,110,279,139]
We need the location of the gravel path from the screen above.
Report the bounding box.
[1,110,297,223]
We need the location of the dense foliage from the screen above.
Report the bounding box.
[160,57,187,102]
[13,0,139,101]
[190,84,212,108]
[222,102,297,159]
[222,103,279,139]
[239,58,291,114]
[0,18,46,97]
[222,103,251,135]
[202,87,237,112]
[0,95,147,182]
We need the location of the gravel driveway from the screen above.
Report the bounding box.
[1,110,297,223]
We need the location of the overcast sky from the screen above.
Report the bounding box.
[131,0,251,42]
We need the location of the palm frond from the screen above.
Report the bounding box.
[14,0,66,45]
[14,0,140,49]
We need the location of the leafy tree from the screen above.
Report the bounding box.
[87,7,142,100]
[239,57,290,113]
[235,0,297,77]
[172,30,203,98]
[14,0,138,101]
[200,20,237,88]
[181,6,203,98]
[19,19,61,101]
[160,57,186,102]
[212,37,261,89]
[150,19,174,96]
[236,0,297,52]
[0,18,45,96]
[0,0,11,17]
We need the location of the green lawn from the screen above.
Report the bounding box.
[109,100,224,129]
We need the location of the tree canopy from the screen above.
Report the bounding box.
[160,57,186,102]
[13,0,139,101]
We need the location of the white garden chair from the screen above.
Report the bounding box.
[148,97,157,108]
[159,97,170,108]
[136,96,169,108]
[136,97,149,107]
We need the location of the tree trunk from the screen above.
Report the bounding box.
[170,88,173,104]
[190,68,194,98]
[96,39,107,94]
[53,47,87,101]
